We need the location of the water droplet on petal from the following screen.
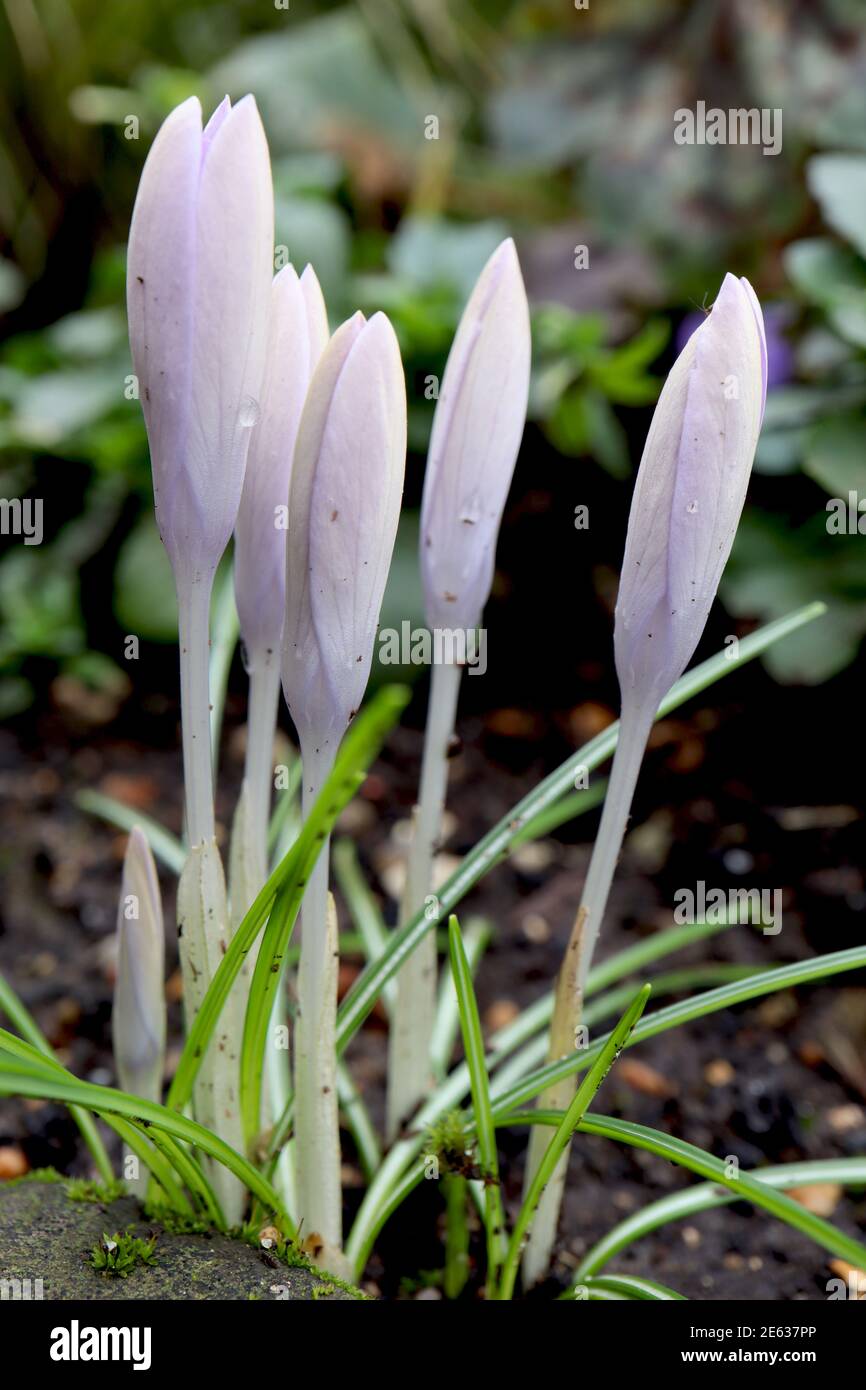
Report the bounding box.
[686,499,699,515]
[240,395,260,429]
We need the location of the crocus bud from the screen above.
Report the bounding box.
[420,238,531,632]
[614,273,767,710]
[113,828,165,1103]
[281,311,407,762]
[234,264,328,668]
[127,94,273,585]
[522,274,767,1289]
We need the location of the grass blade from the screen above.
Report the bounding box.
[140,1127,225,1228]
[448,915,507,1298]
[574,1274,686,1301]
[169,686,410,1117]
[74,791,184,875]
[496,1109,866,1273]
[0,1043,195,1217]
[498,985,651,1299]
[575,1157,866,1282]
[510,781,607,848]
[491,945,866,1118]
[239,879,298,1148]
[433,917,491,1080]
[337,604,825,1051]
[0,969,114,1183]
[0,1034,292,1231]
[332,837,395,1013]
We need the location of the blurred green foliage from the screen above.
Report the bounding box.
[1,0,866,710]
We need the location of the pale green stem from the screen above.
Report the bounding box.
[387,659,462,1139]
[521,693,656,1288]
[176,572,246,1222]
[240,654,293,1208]
[294,739,342,1256]
[244,657,282,872]
[176,574,216,848]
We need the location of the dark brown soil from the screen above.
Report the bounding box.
[1,671,865,1300]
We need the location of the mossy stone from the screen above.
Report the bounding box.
[0,1181,361,1300]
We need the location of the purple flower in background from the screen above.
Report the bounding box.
[677,297,789,391]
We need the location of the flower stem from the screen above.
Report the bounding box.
[175,572,245,1222]
[244,657,282,876]
[387,659,462,1140]
[236,654,293,1208]
[294,739,342,1257]
[247,656,294,1212]
[176,575,216,848]
[521,694,656,1287]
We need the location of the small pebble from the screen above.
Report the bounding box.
[788,1183,841,1217]
[0,1145,29,1179]
[511,841,556,874]
[484,999,519,1032]
[828,1104,865,1133]
[521,913,550,944]
[704,1058,735,1086]
[618,1058,675,1098]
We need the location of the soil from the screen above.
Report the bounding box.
[1,647,865,1300]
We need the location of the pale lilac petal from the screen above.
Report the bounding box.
[300,264,329,363]
[113,827,165,1100]
[182,95,273,580]
[128,96,274,585]
[308,312,406,727]
[201,94,231,157]
[235,263,324,664]
[739,275,768,420]
[420,238,531,631]
[282,314,366,749]
[126,96,201,556]
[615,273,764,705]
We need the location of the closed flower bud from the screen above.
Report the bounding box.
[127,94,273,585]
[113,828,165,1103]
[281,310,407,760]
[420,238,531,632]
[523,274,767,1287]
[234,264,328,668]
[614,273,767,709]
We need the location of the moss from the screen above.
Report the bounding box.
[424,1110,481,1179]
[0,1180,363,1300]
[0,1165,63,1188]
[241,1225,369,1300]
[144,1204,212,1236]
[89,1230,158,1278]
[65,1177,127,1204]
